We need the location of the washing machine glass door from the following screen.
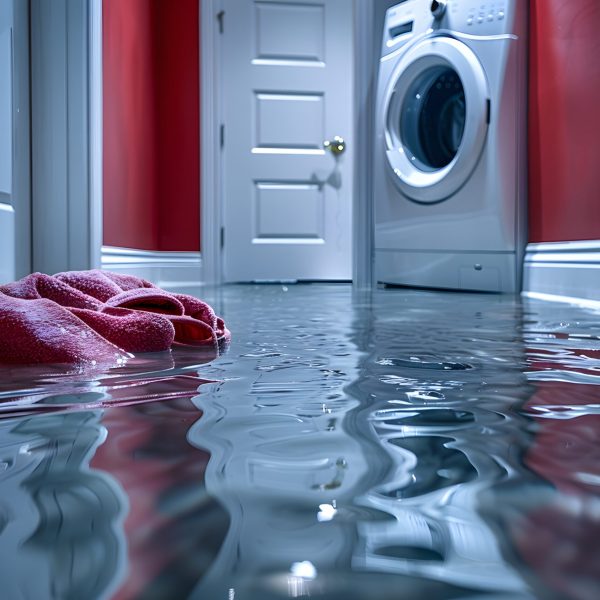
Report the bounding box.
[384,36,490,203]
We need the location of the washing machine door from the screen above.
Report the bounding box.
[384,36,490,203]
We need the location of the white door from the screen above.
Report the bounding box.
[0,0,29,283]
[221,0,354,282]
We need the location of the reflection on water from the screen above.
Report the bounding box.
[0,411,127,599]
[341,292,533,598]
[1,285,600,599]
[0,346,219,415]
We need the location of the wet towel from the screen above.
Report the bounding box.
[0,270,229,365]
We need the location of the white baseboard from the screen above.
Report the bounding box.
[101,246,203,290]
[522,241,600,307]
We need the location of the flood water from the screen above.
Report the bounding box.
[1,284,599,600]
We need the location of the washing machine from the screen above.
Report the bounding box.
[374,0,527,292]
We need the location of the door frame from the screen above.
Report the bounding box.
[0,0,31,282]
[12,0,32,279]
[29,0,103,275]
[200,0,375,288]
[89,0,104,272]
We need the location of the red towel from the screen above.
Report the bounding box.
[0,270,230,365]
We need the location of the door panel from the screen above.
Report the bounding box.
[254,182,325,241]
[222,0,353,281]
[255,1,325,63]
[255,92,325,151]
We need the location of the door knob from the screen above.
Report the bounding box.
[323,136,346,156]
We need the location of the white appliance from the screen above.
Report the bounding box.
[374,0,527,292]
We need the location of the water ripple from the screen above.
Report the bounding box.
[377,357,474,371]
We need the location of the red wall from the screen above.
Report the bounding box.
[153,1,201,251]
[528,0,600,243]
[103,0,200,252]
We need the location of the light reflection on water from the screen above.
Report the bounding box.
[1,285,600,599]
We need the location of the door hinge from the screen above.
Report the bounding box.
[220,123,225,149]
[217,10,225,34]
[220,227,225,249]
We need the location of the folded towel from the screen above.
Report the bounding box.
[55,269,154,301]
[1,272,103,309]
[0,270,230,365]
[0,294,128,364]
[68,306,175,353]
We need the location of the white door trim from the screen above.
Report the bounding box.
[200,0,373,287]
[200,0,224,285]
[12,0,31,279]
[89,0,103,270]
[353,0,375,289]
[30,0,102,275]
[0,0,31,282]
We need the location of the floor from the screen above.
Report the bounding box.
[1,284,599,599]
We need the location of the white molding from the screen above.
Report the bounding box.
[13,0,32,278]
[31,0,96,274]
[526,240,600,254]
[523,240,600,305]
[89,0,103,270]
[200,0,223,285]
[101,246,203,289]
[522,291,600,311]
[353,0,375,289]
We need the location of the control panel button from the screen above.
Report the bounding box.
[467,17,473,25]
[497,11,505,19]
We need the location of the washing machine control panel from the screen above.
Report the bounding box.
[383,0,516,56]
[383,1,420,55]
[463,2,510,32]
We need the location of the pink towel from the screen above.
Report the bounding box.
[0,270,230,365]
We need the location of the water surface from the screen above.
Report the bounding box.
[1,284,599,599]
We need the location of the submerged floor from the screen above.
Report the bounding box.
[1,284,599,599]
